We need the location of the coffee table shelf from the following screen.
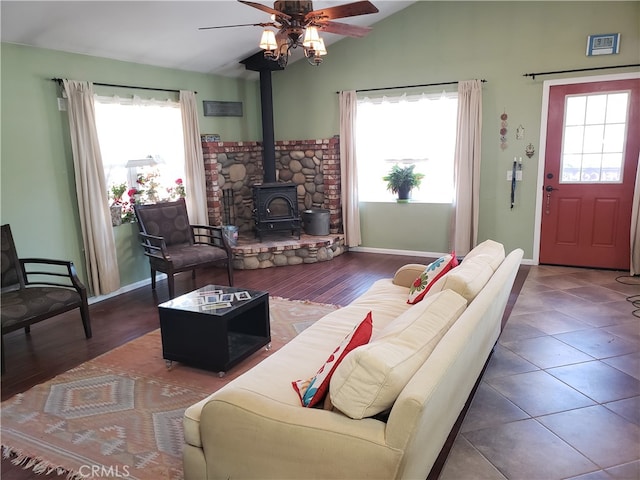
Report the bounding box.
[158,285,270,374]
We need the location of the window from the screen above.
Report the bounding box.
[561,91,629,183]
[356,92,458,203]
[94,96,186,221]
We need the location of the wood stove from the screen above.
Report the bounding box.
[252,183,301,241]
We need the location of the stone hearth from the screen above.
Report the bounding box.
[200,138,342,236]
[231,233,346,270]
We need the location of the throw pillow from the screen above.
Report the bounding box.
[407,253,458,304]
[292,312,373,408]
[329,290,468,419]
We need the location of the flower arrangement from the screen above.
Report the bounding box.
[108,173,186,225]
[110,183,127,204]
[108,182,135,224]
[167,178,186,200]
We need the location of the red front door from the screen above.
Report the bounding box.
[540,77,640,270]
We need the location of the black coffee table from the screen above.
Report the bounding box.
[157,285,270,376]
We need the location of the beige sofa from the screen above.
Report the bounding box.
[183,240,524,480]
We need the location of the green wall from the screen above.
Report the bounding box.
[0,43,261,292]
[271,1,640,258]
[2,2,639,297]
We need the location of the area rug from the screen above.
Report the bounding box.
[1,297,339,480]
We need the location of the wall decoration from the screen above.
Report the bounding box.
[586,33,620,56]
[201,134,221,142]
[203,101,243,117]
[516,125,525,140]
[525,143,535,158]
[500,112,508,150]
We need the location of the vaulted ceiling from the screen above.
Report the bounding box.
[1,1,414,78]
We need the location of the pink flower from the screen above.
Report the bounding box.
[175,178,183,185]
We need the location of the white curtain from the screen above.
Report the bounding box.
[180,90,209,225]
[63,80,120,295]
[631,153,640,275]
[339,90,361,247]
[451,80,483,256]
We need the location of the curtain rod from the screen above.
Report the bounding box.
[523,64,640,80]
[336,79,487,94]
[51,78,196,94]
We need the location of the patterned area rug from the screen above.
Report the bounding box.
[1,297,339,479]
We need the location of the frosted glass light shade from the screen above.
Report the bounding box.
[259,30,277,50]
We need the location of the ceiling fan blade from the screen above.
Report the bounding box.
[198,22,275,31]
[318,21,372,38]
[306,1,378,21]
[238,0,291,20]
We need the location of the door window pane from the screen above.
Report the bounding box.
[560,91,629,184]
[585,94,607,124]
[565,96,586,125]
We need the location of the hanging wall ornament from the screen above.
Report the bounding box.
[525,143,535,158]
[516,124,525,140]
[500,112,508,150]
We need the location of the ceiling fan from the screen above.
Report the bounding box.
[199,0,379,67]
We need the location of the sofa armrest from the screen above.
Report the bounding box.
[192,387,403,479]
[392,264,427,288]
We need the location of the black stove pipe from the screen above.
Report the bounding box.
[259,69,276,183]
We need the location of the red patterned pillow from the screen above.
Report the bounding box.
[292,312,373,407]
[407,253,458,304]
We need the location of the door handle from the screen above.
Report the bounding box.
[544,185,558,215]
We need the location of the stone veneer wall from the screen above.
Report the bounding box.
[201,138,342,236]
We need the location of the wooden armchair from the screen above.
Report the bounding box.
[0,224,91,373]
[134,198,233,298]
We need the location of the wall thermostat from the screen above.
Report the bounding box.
[586,33,620,56]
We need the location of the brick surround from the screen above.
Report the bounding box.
[201,138,342,236]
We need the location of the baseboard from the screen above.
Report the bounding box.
[350,246,536,265]
[350,246,445,258]
[88,273,167,305]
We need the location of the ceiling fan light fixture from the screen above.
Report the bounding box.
[304,36,326,66]
[314,37,327,55]
[203,0,379,70]
[302,25,321,48]
[259,29,278,52]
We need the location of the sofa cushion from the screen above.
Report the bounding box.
[462,239,505,271]
[292,311,373,407]
[329,290,468,419]
[426,257,495,303]
[425,240,505,303]
[407,253,458,304]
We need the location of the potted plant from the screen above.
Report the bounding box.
[382,164,424,203]
[109,183,127,226]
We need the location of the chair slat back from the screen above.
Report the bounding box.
[134,198,193,247]
[1,224,25,290]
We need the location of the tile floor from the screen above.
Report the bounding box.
[440,265,640,480]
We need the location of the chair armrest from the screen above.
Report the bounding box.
[138,232,171,260]
[190,225,232,252]
[19,258,87,295]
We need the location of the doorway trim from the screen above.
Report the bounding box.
[532,71,640,265]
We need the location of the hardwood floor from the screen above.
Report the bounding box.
[2,251,430,402]
[1,251,527,479]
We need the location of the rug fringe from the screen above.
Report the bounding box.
[2,444,82,479]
